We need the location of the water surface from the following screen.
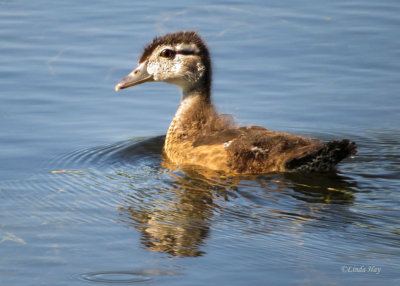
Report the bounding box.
[1,0,399,285]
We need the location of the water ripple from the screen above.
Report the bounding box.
[78,268,179,284]
[1,130,399,259]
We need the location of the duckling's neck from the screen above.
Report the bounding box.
[164,89,214,153]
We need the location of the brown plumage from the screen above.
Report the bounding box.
[115,31,357,175]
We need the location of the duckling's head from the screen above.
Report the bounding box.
[115,31,211,97]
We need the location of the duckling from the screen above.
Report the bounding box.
[115,31,356,174]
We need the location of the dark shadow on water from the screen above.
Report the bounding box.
[282,172,357,204]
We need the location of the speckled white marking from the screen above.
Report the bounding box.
[251,146,269,153]
[223,141,232,148]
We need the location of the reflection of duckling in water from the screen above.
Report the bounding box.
[117,167,357,257]
[120,173,223,257]
[116,31,356,174]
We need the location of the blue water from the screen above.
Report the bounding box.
[1,1,399,285]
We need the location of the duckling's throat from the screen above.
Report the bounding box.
[164,93,215,154]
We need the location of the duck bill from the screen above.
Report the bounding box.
[115,61,153,91]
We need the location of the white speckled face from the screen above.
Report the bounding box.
[145,43,205,94]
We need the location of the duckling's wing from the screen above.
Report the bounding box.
[219,126,318,173]
[223,126,356,173]
[190,126,356,174]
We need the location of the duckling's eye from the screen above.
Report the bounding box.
[160,49,175,58]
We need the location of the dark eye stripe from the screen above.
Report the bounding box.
[176,50,197,55]
[159,49,197,58]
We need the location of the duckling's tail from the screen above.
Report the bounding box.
[286,139,357,172]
